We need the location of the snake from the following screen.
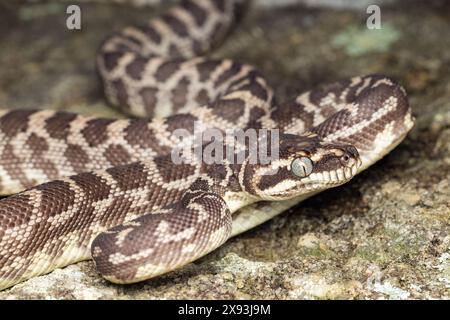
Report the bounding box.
[0,0,414,290]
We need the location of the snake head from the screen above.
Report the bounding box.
[244,133,362,200]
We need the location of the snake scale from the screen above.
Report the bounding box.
[0,0,414,290]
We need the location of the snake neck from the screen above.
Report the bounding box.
[181,160,258,214]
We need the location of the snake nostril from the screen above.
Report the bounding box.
[345,146,359,159]
[341,155,350,162]
[340,146,359,164]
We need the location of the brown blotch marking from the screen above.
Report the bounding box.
[38,175,124,248]
[354,75,383,98]
[0,144,33,189]
[153,155,196,183]
[188,178,210,192]
[140,87,158,117]
[36,180,76,217]
[32,159,59,182]
[42,197,98,250]
[146,185,185,210]
[210,98,245,123]
[244,106,267,131]
[241,164,257,196]
[312,109,353,139]
[335,94,410,151]
[194,195,228,224]
[358,80,405,121]
[227,174,241,192]
[205,163,228,181]
[309,80,347,107]
[0,110,36,137]
[212,0,227,13]
[311,151,342,173]
[81,118,115,147]
[70,172,112,202]
[124,120,171,154]
[169,44,183,58]
[272,99,314,131]
[24,133,59,180]
[113,43,135,54]
[155,60,182,82]
[214,62,241,87]
[140,24,162,44]
[257,167,292,191]
[345,75,386,103]
[171,76,190,111]
[0,193,45,264]
[195,89,210,106]
[230,0,249,23]
[44,112,78,140]
[196,60,221,82]
[320,105,339,119]
[101,51,126,72]
[0,193,34,233]
[209,22,226,47]
[161,13,189,38]
[106,162,149,191]
[60,205,97,249]
[98,195,135,228]
[192,39,204,55]
[329,82,393,129]
[226,75,246,91]
[181,0,207,26]
[26,133,48,156]
[240,75,269,102]
[125,56,148,81]
[180,189,204,207]
[279,135,318,157]
[64,143,90,173]
[120,30,144,48]
[112,79,129,108]
[104,144,132,166]
[92,213,159,280]
[165,113,197,133]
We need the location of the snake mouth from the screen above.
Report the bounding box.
[260,158,361,200]
[299,162,361,193]
[308,160,361,185]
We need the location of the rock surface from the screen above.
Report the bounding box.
[0,0,449,299]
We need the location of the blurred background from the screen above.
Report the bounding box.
[0,0,449,299]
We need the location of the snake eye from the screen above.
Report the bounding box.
[291,157,313,178]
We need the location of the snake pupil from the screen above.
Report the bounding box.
[291,157,313,178]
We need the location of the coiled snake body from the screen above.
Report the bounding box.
[0,0,414,290]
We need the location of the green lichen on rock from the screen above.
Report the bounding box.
[19,3,65,21]
[331,23,400,56]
